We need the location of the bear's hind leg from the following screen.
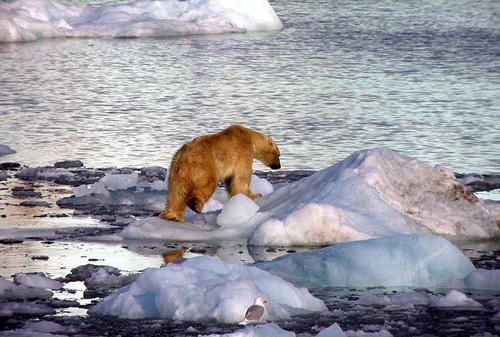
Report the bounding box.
[161,181,187,222]
[188,176,218,214]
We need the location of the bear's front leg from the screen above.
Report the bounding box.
[227,173,261,200]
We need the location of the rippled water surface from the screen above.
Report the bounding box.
[1,0,499,173]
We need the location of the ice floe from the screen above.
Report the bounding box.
[256,235,475,288]
[0,144,16,156]
[14,273,62,290]
[360,290,482,308]
[457,268,500,290]
[0,330,67,337]
[119,148,499,245]
[201,322,389,337]
[0,302,55,316]
[84,268,138,290]
[22,321,65,334]
[0,0,283,43]
[89,256,327,322]
[216,194,259,227]
[202,323,296,337]
[0,277,53,299]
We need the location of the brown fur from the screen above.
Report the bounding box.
[161,125,281,222]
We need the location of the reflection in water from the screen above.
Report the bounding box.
[162,249,184,264]
[0,240,318,282]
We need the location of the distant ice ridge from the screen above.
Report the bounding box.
[120,148,499,245]
[0,0,283,43]
[89,256,327,322]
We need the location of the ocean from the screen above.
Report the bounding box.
[0,0,499,173]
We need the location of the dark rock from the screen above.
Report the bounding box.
[54,160,84,168]
[11,187,42,198]
[31,255,49,260]
[189,248,207,254]
[0,239,24,244]
[0,162,21,170]
[20,200,51,207]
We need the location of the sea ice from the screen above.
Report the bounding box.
[0,330,67,337]
[430,290,482,308]
[216,194,259,227]
[249,148,498,246]
[461,269,500,291]
[316,323,348,337]
[0,144,16,156]
[14,273,63,290]
[256,235,475,288]
[23,321,65,334]
[0,277,53,300]
[72,172,140,197]
[361,290,482,309]
[0,0,283,43]
[200,322,385,337]
[250,174,274,196]
[58,264,120,282]
[15,167,75,183]
[0,302,55,316]
[89,256,327,322]
[202,323,296,337]
[84,268,138,290]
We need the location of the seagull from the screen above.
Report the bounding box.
[239,297,267,325]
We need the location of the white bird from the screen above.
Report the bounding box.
[239,297,267,325]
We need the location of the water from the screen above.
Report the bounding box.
[0,0,499,173]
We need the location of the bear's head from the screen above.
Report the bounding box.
[256,137,281,170]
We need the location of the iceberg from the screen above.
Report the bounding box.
[119,148,499,245]
[256,235,476,288]
[249,148,498,246]
[0,0,283,43]
[89,256,327,322]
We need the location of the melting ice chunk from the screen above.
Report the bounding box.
[256,235,475,288]
[217,194,259,227]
